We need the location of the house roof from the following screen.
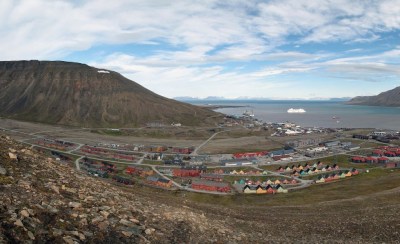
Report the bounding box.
[191,179,229,188]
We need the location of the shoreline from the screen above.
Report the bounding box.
[199,105,248,109]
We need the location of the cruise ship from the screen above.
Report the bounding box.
[287,108,306,113]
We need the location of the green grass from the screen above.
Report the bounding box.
[264,154,379,170]
[184,168,400,207]
[91,129,124,136]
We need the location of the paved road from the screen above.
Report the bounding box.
[75,156,83,170]
[250,165,313,190]
[3,124,388,196]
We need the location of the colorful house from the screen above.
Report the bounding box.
[191,179,231,193]
[275,184,288,193]
[265,185,276,194]
[351,168,359,175]
[378,157,390,164]
[243,185,257,194]
[386,162,398,168]
[200,173,224,182]
[315,175,325,183]
[256,185,267,194]
[146,176,172,188]
[365,157,377,164]
[311,167,319,173]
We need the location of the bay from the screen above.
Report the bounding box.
[188,100,400,130]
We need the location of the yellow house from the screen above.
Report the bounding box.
[274,179,281,185]
[239,170,245,175]
[256,186,267,194]
[345,171,352,177]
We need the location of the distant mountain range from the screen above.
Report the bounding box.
[0,61,221,127]
[175,96,351,101]
[346,86,400,107]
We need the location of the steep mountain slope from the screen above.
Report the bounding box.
[0,61,221,127]
[347,86,400,106]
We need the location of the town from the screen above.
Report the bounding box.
[1,117,399,197]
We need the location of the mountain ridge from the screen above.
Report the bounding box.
[0,60,221,127]
[346,86,400,107]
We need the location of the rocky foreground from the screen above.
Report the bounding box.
[1,134,400,243]
[0,135,233,243]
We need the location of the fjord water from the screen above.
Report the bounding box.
[190,100,400,130]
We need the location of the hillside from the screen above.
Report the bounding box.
[347,86,400,107]
[0,61,221,127]
[1,134,399,243]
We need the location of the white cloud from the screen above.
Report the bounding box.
[1,0,400,98]
[91,53,290,98]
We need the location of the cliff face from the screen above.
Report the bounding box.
[346,86,400,107]
[0,61,221,127]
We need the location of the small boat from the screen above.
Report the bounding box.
[243,110,255,117]
[287,108,306,113]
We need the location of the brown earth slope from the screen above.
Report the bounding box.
[1,134,399,243]
[0,61,221,127]
[347,86,400,107]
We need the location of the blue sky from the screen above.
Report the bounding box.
[1,0,400,99]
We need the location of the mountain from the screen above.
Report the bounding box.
[346,86,400,107]
[328,97,351,101]
[0,61,221,127]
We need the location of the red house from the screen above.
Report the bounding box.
[172,147,194,154]
[191,179,230,192]
[200,173,224,182]
[365,157,377,164]
[351,156,365,163]
[378,157,390,164]
[386,162,398,168]
[173,169,200,177]
[372,150,383,156]
[265,185,276,194]
[351,168,359,175]
[233,151,268,158]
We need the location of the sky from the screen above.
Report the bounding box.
[1,0,400,99]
